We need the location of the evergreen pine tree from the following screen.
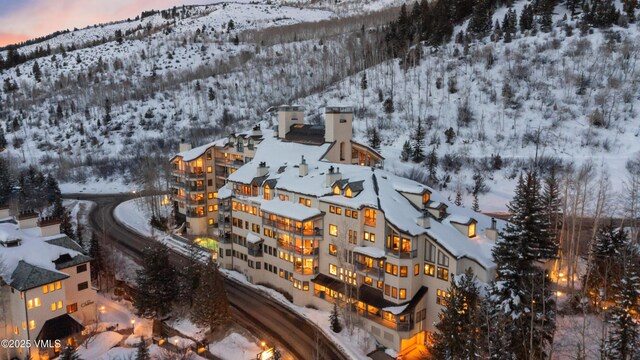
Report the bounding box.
[360,72,368,111]
[623,0,637,22]
[489,171,558,359]
[543,166,562,247]
[584,224,629,303]
[32,61,42,82]
[89,232,102,281]
[179,239,202,307]
[0,159,12,205]
[426,147,438,187]
[329,302,342,333]
[59,345,82,360]
[520,5,535,32]
[429,268,485,359]
[136,337,151,360]
[455,189,463,206]
[208,87,216,101]
[400,140,412,162]
[606,247,640,360]
[468,0,494,37]
[190,259,230,330]
[367,127,381,151]
[444,127,456,144]
[411,118,426,163]
[134,244,177,318]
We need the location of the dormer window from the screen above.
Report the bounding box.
[333,185,340,195]
[345,187,353,198]
[422,192,430,204]
[468,222,476,238]
[264,184,271,200]
[228,135,236,145]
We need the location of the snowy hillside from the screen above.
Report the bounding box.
[1,0,639,211]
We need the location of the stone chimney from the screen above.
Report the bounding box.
[16,209,39,230]
[257,162,269,177]
[485,218,498,241]
[326,166,342,187]
[179,138,192,153]
[299,156,308,177]
[251,124,262,137]
[38,216,62,237]
[277,105,304,139]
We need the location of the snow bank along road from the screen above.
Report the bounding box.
[71,193,348,360]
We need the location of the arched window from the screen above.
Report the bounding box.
[339,142,345,161]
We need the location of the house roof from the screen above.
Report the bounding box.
[284,124,326,145]
[10,260,69,291]
[36,314,84,342]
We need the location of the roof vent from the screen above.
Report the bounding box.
[299,156,308,177]
[257,162,269,177]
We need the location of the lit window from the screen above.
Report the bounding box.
[329,244,337,256]
[333,186,340,195]
[330,206,335,213]
[329,224,338,236]
[27,299,33,309]
[207,166,212,173]
[400,266,408,277]
[424,263,435,276]
[329,264,337,275]
[352,211,358,219]
[55,281,61,290]
[346,209,352,217]
[364,209,376,226]
[468,222,476,237]
[422,192,430,203]
[208,205,214,212]
[399,289,406,300]
[29,320,35,330]
[58,300,63,309]
[49,284,55,292]
[345,187,353,198]
[213,192,218,198]
[264,185,271,200]
[306,199,311,207]
[43,285,48,294]
[34,297,41,307]
[336,207,342,215]
[51,303,56,311]
[208,218,214,225]
[208,192,213,199]
[437,267,449,281]
[414,264,419,275]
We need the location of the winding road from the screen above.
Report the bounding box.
[70,193,348,360]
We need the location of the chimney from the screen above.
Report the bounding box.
[299,155,308,177]
[416,213,431,228]
[277,105,304,139]
[485,217,498,241]
[257,162,269,177]
[326,166,342,187]
[324,107,353,143]
[16,209,39,230]
[38,216,62,237]
[179,138,192,153]
[251,124,262,137]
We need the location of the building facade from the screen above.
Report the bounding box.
[0,209,97,360]
[170,106,499,354]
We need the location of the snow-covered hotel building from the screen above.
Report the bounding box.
[0,209,97,360]
[170,106,499,354]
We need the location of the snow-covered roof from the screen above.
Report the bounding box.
[174,138,228,162]
[353,246,386,259]
[224,129,503,269]
[382,304,408,315]
[246,233,262,244]
[260,199,322,221]
[0,223,86,289]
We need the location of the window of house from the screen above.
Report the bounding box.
[385,263,398,276]
[43,285,48,294]
[213,192,218,198]
[377,280,383,289]
[425,241,436,263]
[364,277,373,285]
[264,185,271,200]
[329,244,337,256]
[437,267,449,281]
[414,264,419,275]
[468,222,477,237]
[436,289,451,305]
[67,303,77,314]
[348,230,357,244]
[346,209,352,217]
[424,263,435,276]
[364,231,375,242]
[329,206,335,213]
[329,224,338,236]
[208,205,214,212]
[333,186,340,195]
[208,192,213,199]
[77,282,89,291]
[392,287,398,298]
[207,166,212,173]
[384,284,390,296]
[336,207,342,215]
[364,209,376,226]
[352,211,358,219]
[329,264,337,275]
[399,289,406,300]
[400,266,408,277]
[29,320,36,330]
[345,187,353,198]
[422,192,430,204]
[208,179,213,186]
[437,251,449,267]
[77,264,87,273]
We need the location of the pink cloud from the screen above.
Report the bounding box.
[0,0,207,47]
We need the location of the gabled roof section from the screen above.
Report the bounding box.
[10,261,69,291]
[172,138,227,162]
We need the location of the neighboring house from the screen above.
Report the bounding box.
[0,208,97,360]
[170,106,500,354]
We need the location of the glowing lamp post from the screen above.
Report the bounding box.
[131,319,135,334]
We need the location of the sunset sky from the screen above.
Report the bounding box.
[0,0,211,47]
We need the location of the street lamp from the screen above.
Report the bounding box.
[261,341,266,350]
[131,319,135,334]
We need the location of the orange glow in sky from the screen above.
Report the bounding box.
[0,0,209,47]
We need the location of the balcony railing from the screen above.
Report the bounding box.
[218,233,231,243]
[294,246,319,256]
[277,239,293,251]
[186,210,205,218]
[294,266,319,275]
[359,309,414,332]
[185,172,205,180]
[184,184,205,192]
[219,204,231,213]
[385,248,418,259]
[186,198,206,206]
[263,218,322,237]
[355,261,385,278]
[248,248,263,257]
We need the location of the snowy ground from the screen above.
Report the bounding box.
[60,178,138,194]
[209,332,263,360]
